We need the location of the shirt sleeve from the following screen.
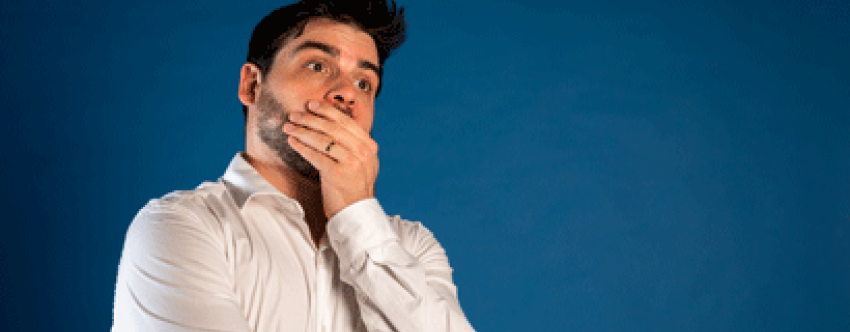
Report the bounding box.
[112,199,252,332]
[326,198,476,332]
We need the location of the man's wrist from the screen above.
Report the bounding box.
[326,198,398,269]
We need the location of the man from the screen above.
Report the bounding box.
[111,1,476,331]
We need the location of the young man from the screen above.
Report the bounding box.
[111,1,476,331]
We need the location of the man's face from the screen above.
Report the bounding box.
[253,19,380,179]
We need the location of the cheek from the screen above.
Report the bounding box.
[281,72,325,97]
[286,71,316,86]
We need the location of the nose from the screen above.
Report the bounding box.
[326,80,356,111]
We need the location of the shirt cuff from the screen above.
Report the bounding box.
[326,198,399,270]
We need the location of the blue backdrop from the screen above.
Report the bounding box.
[1,0,848,331]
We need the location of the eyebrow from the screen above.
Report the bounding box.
[293,40,382,78]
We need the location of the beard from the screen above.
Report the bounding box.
[256,86,321,182]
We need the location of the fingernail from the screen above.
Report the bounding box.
[308,101,320,110]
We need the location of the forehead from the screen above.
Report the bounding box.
[282,19,379,65]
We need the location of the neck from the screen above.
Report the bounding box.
[243,149,328,246]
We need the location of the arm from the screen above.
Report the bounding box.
[285,101,475,331]
[112,199,251,332]
[327,198,476,332]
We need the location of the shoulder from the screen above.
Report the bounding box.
[125,181,239,251]
[140,180,234,220]
[114,182,247,330]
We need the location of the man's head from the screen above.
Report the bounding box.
[237,0,406,180]
[241,0,406,121]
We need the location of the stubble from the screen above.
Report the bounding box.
[256,86,321,182]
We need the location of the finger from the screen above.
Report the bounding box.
[283,122,346,162]
[306,104,379,160]
[288,114,378,192]
[288,111,363,157]
[287,134,336,173]
[307,101,375,148]
[289,110,377,167]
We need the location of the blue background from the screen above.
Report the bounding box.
[1,0,848,331]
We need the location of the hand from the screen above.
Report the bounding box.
[283,101,379,218]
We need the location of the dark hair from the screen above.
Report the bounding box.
[243,0,407,120]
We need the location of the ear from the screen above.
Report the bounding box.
[238,63,262,107]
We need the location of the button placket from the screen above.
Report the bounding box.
[316,247,334,332]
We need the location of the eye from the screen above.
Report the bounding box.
[355,79,372,92]
[306,61,326,73]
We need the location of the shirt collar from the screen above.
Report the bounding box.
[221,152,302,213]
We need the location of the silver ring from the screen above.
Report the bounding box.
[325,141,335,152]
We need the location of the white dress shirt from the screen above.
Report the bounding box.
[112,152,476,332]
